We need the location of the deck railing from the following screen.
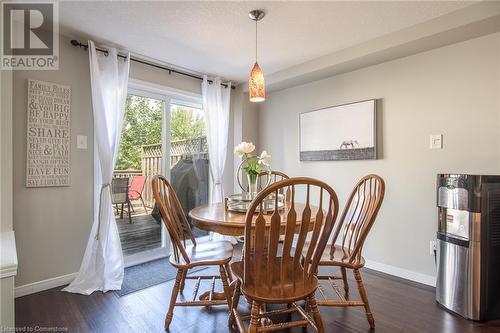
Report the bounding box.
[114,136,208,207]
[114,170,142,178]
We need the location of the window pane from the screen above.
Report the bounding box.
[115,94,164,256]
[169,104,210,239]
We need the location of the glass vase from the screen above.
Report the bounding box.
[247,173,258,198]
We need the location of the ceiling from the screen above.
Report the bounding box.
[59,1,476,83]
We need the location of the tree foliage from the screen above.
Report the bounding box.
[115,96,205,170]
[170,105,205,142]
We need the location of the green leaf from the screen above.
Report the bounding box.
[116,96,205,170]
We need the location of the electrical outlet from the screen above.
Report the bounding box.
[430,240,437,256]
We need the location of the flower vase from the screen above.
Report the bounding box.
[247,173,258,198]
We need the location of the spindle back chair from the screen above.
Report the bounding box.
[256,170,289,189]
[152,175,196,263]
[315,174,385,329]
[229,177,339,333]
[257,170,290,204]
[152,175,234,331]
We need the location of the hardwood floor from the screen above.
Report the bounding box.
[15,263,500,333]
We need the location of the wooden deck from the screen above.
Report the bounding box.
[116,204,161,256]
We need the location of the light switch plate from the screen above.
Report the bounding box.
[430,134,442,149]
[77,135,87,149]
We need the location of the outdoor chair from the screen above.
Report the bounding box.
[128,175,148,214]
[112,177,132,224]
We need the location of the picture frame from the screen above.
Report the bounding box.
[299,99,377,161]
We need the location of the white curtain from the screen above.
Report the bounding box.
[63,41,130,295]
[202,76,235,243]
[202,76,231,203]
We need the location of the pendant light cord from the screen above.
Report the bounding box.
[255,19,258,63]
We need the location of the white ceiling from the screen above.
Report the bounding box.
[59,1,476,83]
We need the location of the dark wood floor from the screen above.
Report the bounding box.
[15,263,500,333]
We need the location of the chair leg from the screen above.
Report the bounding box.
[165,268,184,331]
[287,303,293,322]
[140,196,148,214]
[354,269,375,329]
[219,265,232,309]
[228,280,241,332]
[179,269,187,293]
[249,301,261,333]
[341,267,349,295]
[120,203,124,219]
[127,201,132,224]
[224,263,233,282]
[304,298,311,313]
[308,296,325,333]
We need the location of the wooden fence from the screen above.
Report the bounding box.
[114,136,208,207]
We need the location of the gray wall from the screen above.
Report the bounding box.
[12,36,234,287]
[12,37,94,287]
[1,69,13,233]
[1,64,15,329]
[257,32,500,281]
[231,86,259,192]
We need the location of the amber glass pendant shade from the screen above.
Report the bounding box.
[248,62,265,102]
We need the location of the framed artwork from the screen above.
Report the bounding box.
[299,99,377,161]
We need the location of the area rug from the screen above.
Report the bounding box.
[116,257,207,296]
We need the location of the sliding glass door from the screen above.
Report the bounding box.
[114,81,209,265]
[115,92,166,260]
[169,102,210,241]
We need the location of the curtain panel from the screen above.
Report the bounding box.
[201,76,236,243]
[63,41,130,295]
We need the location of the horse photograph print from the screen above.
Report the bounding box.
[299,99,377,161]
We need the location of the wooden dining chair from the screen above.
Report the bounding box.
[257,171,290,205]
[314,174,385,329]
[151,175,234,331]
[228,177,339,333]
[256,170,289,189]
[245,170,289,192]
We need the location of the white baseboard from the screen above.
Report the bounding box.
[15,272,78,298]
[15,249,171,298]
[365,259,436,287]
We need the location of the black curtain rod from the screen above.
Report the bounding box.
[70,39,235,89]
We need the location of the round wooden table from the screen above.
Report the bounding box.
[189,202,319,236]
[189,202,320,307]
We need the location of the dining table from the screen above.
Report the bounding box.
[189,202,320,237]
[188,201,321,303]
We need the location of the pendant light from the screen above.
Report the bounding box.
[248,10,265,103]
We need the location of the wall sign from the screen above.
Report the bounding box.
[26,79,71,187]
